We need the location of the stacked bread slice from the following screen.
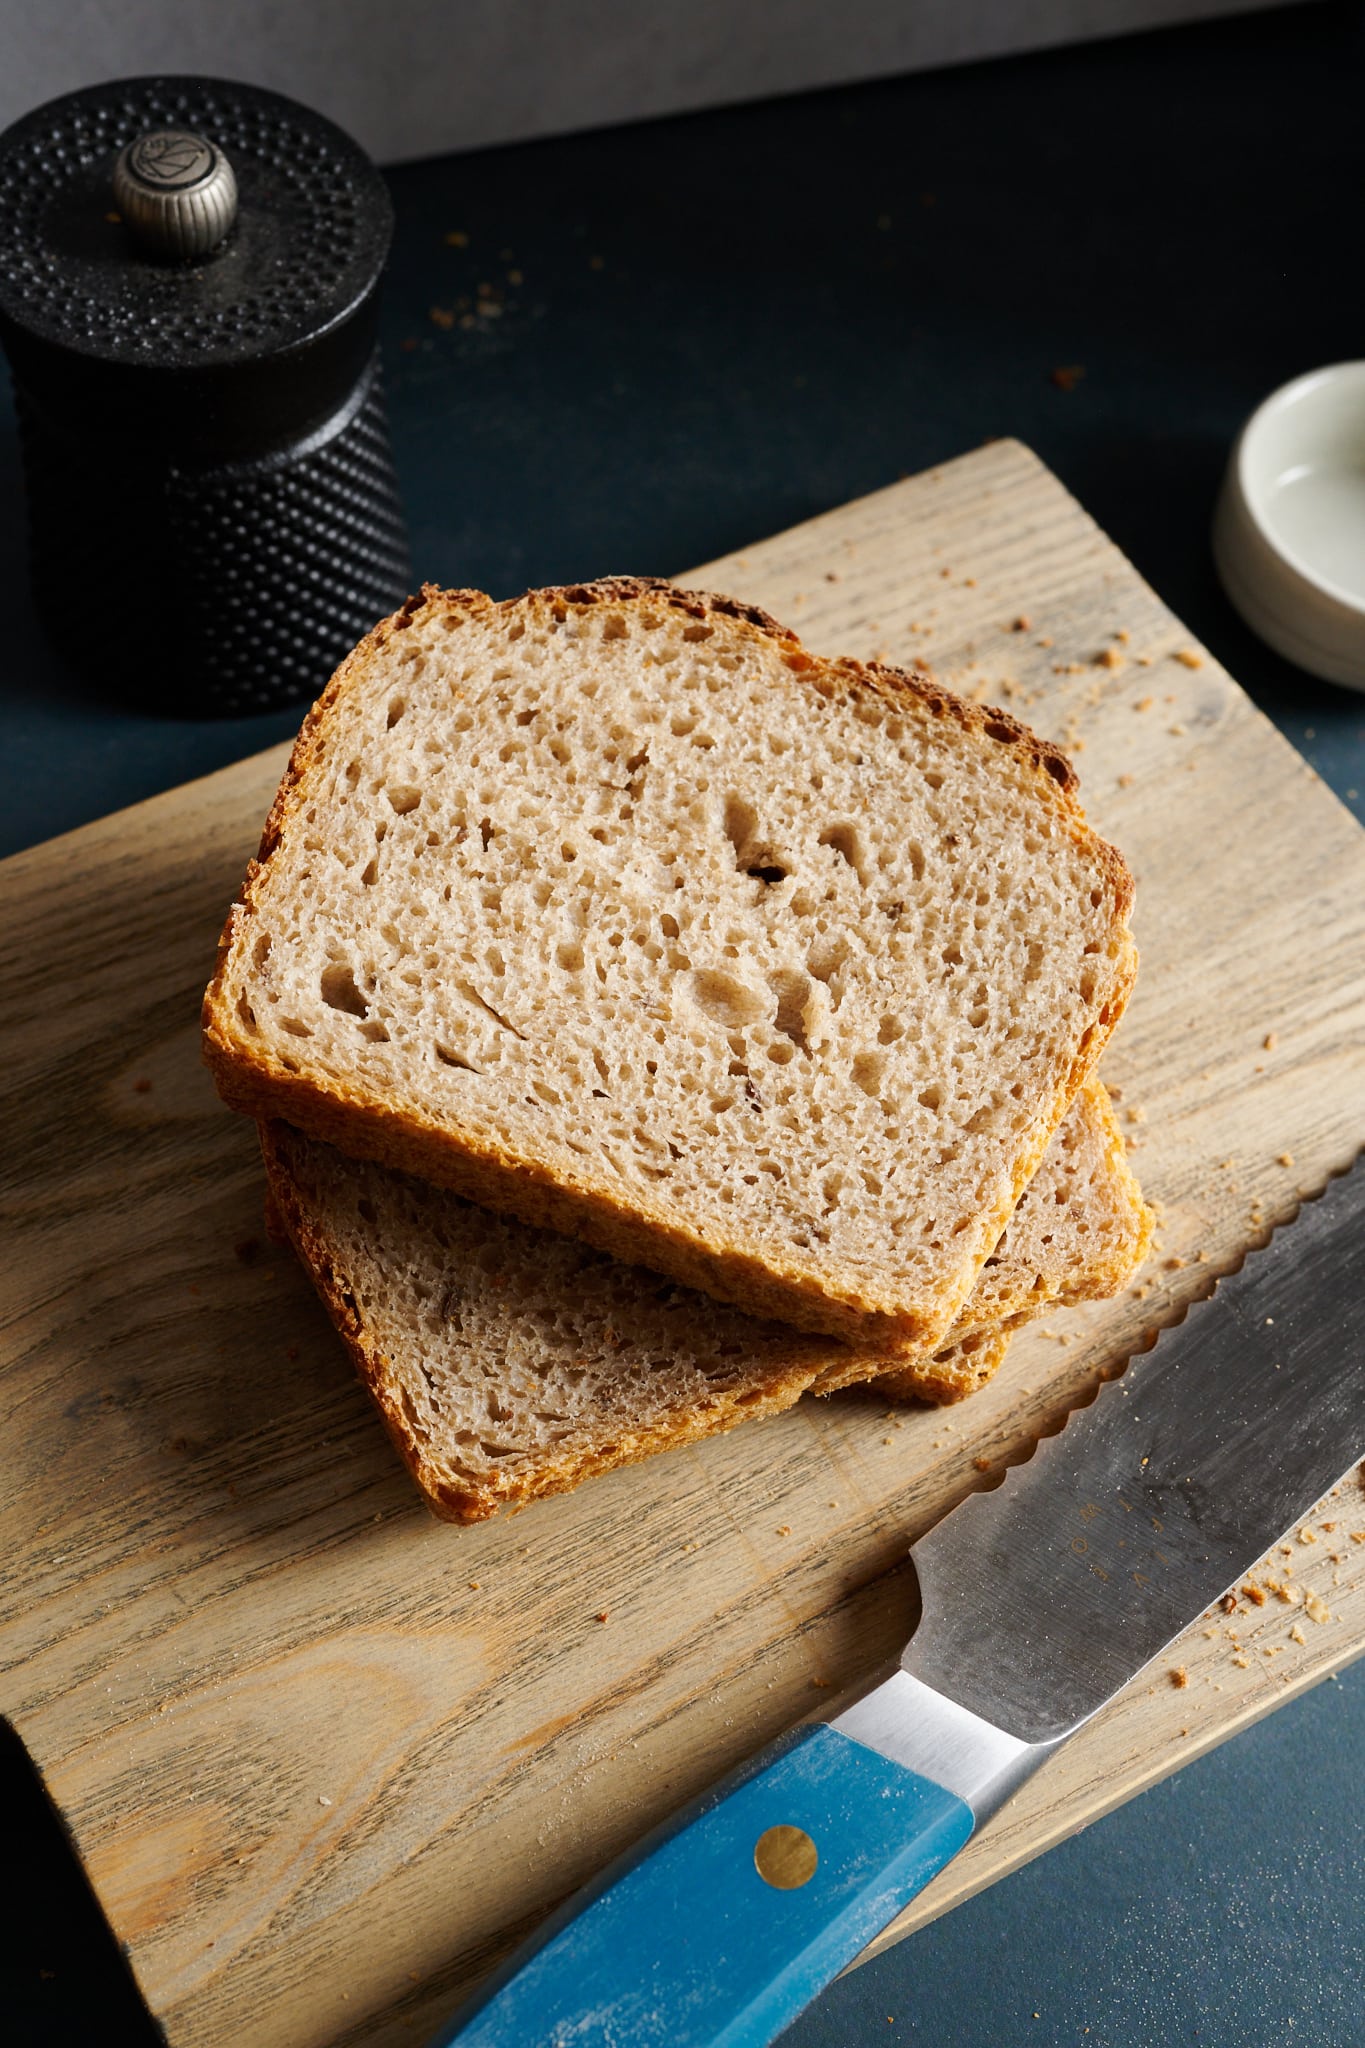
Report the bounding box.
[204,578,1149,1520]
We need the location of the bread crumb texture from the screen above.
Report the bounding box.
[261,1075,1147,1519]
[207,579,1136,1352]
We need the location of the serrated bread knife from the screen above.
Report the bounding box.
[435,1161,1364,2048]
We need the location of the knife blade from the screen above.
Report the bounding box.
[435,1159,1364,2048]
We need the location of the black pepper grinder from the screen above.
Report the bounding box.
[0,76,412,716]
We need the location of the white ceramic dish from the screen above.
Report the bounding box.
[1213,361,1365,692]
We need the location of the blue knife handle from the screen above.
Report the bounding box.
[434,1722,973,2048]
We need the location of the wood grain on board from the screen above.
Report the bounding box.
[1,439,1363,2048]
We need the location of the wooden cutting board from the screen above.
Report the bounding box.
[2,439,1364,2048]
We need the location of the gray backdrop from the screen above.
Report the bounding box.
[4,1,1300,161]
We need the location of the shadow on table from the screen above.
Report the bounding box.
[1,1720,161,2047]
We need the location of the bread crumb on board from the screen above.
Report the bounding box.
[1173,648,1203,669]
[1170,1667,1188,1688]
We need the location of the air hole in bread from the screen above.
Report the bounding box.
[852,1051,885,1099]
[320,963,368,1017]
[982,719,1015,744]
[386,698,408,729]
[818,820,870,884]
[723,794,758,861]
[360,1019,390,1043]
[399,1389,429,1442]
[435,1043,479,1072]
[557,940,584,973]
[690,969,768,1031]
[386,785,421,814]
[770,969,812,1053]
[807,935,847,986]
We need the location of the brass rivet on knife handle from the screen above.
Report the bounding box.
[754,1825,818,1889]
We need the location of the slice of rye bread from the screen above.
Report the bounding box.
[205,577,1137,1357]
[810,1074,1152,1395]
[260,1079,1150,1521]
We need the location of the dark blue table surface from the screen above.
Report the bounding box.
[3,6,1364,2044]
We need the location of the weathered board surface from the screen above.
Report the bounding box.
[1,439,1363,2048]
